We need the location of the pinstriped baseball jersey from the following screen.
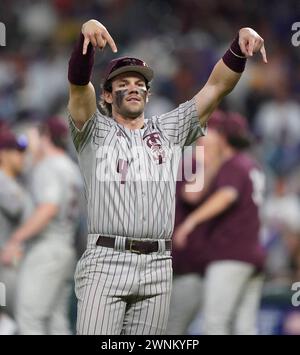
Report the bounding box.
[69,97,206,239]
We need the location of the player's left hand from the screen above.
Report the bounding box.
[0,240,23,267]
[173,219,196,249]
[238,27,267,63]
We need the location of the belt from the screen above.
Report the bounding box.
[96,235,171,254]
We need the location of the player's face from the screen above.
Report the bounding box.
[200,130,223,167]
[109,73,148,119]
[0,149,26,175]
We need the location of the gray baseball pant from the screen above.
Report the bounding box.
[75,234,172,335]
[202,260,264,335]
[16,241,76,335]
[166,273,203,335]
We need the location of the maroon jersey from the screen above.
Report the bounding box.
[203,153,266,270]
[172,181,208,276]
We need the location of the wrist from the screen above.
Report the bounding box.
[186,216,197,231]
[230,34,245,58]
[68,32,95,85]
[11,233,22,244]
[222,34,247,73]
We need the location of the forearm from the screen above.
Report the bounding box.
[68,30,97,128]
[185,188,237,227]
[207,59,242,98]
[67,20,117,127]
[195,60,241,126]
[11,204,58,243]
[206,32,250,97]
[68,33,95,87]
[195,28,266,126]
[68,82,97,129]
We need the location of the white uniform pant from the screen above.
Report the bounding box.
[0,265,19,317]
[202,260,264,335]
[16,241,76,335]
[166,273,203,335]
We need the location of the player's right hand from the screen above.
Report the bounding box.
[0,240,23,267]
[173,219,196,249]
[81,19,118,55]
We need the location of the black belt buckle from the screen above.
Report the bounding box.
[129,239,141,254]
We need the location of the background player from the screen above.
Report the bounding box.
[166,112,224,335]
[174,113,266,335]
[0,126,30,335]
[67,19,267,335]
[0,117,82,335]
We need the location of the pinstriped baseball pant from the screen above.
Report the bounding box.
[75,235,172,335]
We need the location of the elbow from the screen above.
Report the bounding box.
[222,188,238,207]
[47,204,59,220]
[222,86,235,97]
[39,203,59,223]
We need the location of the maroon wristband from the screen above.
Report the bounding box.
[68,33,95,85]
[222,35,247,73]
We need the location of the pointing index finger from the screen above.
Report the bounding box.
[82,36,90,55]
[260,44,268,63]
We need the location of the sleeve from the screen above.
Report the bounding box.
[68,111,98,152]
[32,165,64,206]
[157,97,207,147]
[215,163,245,195]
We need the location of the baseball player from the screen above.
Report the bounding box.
[0,117,82,335]
[174,113,266,335]
[166,113,224,335]
[67,19,267,335]
[0,127,30,335]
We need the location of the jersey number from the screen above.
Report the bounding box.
[117,159,129,184]
[249,169,265,206]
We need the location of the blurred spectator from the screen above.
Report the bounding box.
[262,175,300,288]
[254,82,300,174]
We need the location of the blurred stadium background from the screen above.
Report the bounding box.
[1,0,300,335]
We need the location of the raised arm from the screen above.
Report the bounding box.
[195,28,267,127]
[67,20,118,129]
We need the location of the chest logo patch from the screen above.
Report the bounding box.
[143,132,166,165]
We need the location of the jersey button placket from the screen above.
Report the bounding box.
[132,131,145,232]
